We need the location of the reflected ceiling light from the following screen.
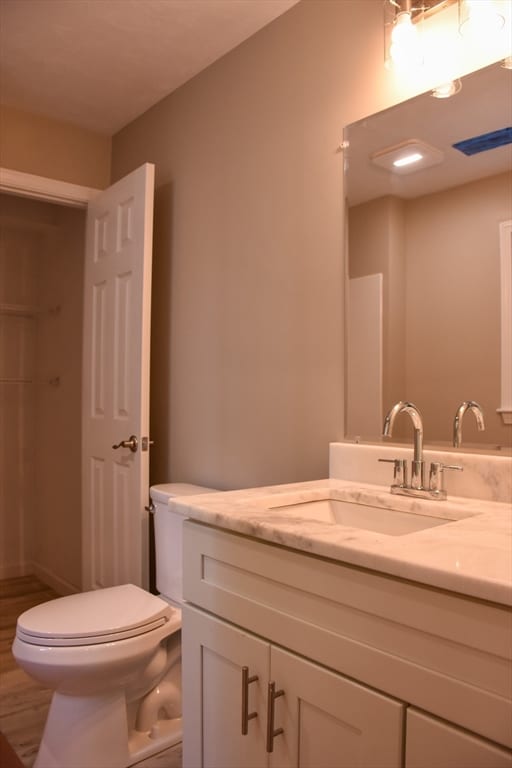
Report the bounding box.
[431,78,462,97]
[393,151,424,166]
[371,139,445,174]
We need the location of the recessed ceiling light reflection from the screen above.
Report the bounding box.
[393,152,424,168]
[371,139,444,175]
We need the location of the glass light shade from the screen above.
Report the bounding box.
[431,78,463,98]
[387,10,424,68]
[459,0,505,39]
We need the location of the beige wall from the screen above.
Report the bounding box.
[348,172,511,448]
[406,172,511,447]
[111,0,412,490]
[110,0,506,487]
[0,104,111,189]
[0,193,84,592]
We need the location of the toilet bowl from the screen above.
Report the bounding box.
[12,483,216,768]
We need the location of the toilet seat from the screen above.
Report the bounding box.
[16,584,179,647]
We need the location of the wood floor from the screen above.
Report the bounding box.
[0,576,56,767]
[0,575,183,768]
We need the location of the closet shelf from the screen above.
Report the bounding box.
[0,303,61,317]
[0,377,34,383]
[0,377,60,385]
[0,303,38,317]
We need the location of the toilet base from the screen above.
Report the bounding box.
[33,690,182,768]
[128,717,182,764]
[34,690,129,768]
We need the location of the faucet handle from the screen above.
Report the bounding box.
[429,462,463,494]
[379,458,408,487]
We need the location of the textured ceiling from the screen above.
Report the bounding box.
[0,0,299,135]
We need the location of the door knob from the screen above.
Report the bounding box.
[112,435,138,453]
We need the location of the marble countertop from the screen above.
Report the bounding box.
[171,478,512,606]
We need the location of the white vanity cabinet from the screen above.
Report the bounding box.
[182,521,512,768]
[182,607,267,768]
[405,710,512,768]
[183,606,404,768]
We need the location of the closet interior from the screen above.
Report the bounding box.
[0,192,85,594]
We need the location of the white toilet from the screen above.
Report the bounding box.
[12,483,216,768]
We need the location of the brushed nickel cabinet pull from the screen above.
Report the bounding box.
[241,666,258,735]
[266,681,284,752]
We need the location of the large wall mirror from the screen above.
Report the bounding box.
[344,61,512,452]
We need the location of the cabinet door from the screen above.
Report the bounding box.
[406,709,512,768]
[269,647,404,768]
[182,605,269,768]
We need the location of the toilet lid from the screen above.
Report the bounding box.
[16,584,180,647]
[150,483,217,504]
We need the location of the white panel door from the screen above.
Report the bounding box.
[346,274,383,439]
[82,163,154,591]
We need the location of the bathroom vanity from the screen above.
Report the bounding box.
[175,444,512,768]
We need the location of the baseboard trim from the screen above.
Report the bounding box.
[0,563,31,580]
[0,732,25,768]
[31,562,79,596]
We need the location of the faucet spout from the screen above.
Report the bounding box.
[453,401,485,448]
[383,401,424,488]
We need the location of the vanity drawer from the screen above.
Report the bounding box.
[183,520,512,749]
[406,709,512,767]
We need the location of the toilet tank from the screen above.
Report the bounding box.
[150,483,217,605]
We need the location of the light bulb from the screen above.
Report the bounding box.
[459,0,505,40]
[389,11,423,68]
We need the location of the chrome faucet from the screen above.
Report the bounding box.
[453,401,485,448]
[383,401,425,489]
[380,400,462,500]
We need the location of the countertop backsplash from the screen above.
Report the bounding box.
[330,442,512,504]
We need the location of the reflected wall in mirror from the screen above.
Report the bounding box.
[344,62,512,451]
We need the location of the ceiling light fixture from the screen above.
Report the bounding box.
[371,139,444,174]
[393,151,424,167]
[384,0,425,69]
[384,1,461,65]
[458,0,505,40]
[383,0,507,98]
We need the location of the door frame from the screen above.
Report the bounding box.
[0,167,100,207]
[1,167,156,592]
[0,167,100,593]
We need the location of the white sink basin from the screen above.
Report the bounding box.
[263,493,473,536]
